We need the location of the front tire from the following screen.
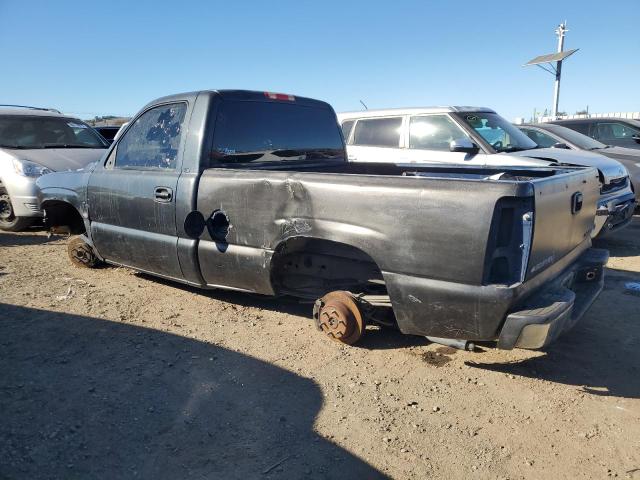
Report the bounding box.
[67,236,101,268]
[0,194,35,232]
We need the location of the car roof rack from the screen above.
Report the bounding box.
[0,104,62,114]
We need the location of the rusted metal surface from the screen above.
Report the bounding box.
[314,291,365,345]
[67,235,100,269]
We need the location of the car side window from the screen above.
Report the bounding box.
[352,117,402,147]
[115,103,187,170]
[341,120,355,143]
[409,115,467,150]
[521,128,557,148]
[597,122,639,139]
[563,122,590,136]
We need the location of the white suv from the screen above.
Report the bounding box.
[337,107,636,237]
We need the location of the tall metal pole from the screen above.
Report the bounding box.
[552,22,567,118]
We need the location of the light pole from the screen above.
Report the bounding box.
[524,22,578,120]
[551,22,567,118]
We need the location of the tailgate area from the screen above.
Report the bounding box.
[526,168,600,280]
[526,167,600,280]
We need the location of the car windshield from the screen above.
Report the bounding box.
[549,125,607,150]
[0,115,108,149]
[458,112,538,152]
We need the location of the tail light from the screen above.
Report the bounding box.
[483,197,534,285]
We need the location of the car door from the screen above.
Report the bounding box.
[402,114,487,165]
[346,116,404,163]
[87,102,188,280]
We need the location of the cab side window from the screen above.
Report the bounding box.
[409,115,467,150]
[115,103,187,170]
[352,117,402,147]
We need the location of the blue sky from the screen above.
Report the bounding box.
[1,0,638,121]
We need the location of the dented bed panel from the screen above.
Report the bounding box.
[198,240,275,294]
[196,169,524,286]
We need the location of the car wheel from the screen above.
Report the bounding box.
[67,236,101,268]
[0,194,34,232]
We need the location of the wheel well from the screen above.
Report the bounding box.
[270,237,386,299]
[42,200,85,234]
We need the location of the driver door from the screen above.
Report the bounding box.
[87,102,188,280]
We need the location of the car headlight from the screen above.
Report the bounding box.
[12,158,53,177]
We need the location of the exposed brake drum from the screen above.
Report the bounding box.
[313,291,365,345]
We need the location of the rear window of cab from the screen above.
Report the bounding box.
[210,100,344,165]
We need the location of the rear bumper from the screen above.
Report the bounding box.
[384,245,607,349]
[497,248,608,349]
[593,191,636,237]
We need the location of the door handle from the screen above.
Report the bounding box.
[154,187,173,202]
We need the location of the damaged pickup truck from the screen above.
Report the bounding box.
[37,90,608,350]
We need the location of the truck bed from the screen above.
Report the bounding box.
[192,162,600,340]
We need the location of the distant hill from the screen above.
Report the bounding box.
[86,116,130,126]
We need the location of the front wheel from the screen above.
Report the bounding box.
[0,194,35,232]
[67,236,102,268]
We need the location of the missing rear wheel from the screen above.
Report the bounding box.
[67,236,101,269]
[314,291,365,345]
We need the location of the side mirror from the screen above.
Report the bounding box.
[632,134,640,143]
[449,138,479,154]
[551,142,570,149]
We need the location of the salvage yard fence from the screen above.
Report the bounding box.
[537,112,640,123]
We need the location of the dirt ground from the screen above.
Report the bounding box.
[1,218,639,480]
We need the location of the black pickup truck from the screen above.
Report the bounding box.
[37,90,607,349]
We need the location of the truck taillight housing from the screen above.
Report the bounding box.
[483,197,534,286]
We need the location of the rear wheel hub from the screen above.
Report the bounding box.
[315,291,365,345]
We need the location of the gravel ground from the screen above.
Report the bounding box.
[1,218,639,479]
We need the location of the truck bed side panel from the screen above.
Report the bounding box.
[196,167,598,340]
[196,169,520,285]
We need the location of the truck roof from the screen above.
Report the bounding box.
[144,89,334,111]
[0,106,65,117]
[338,106,496,120]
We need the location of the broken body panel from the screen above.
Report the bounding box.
[37,90,606,348]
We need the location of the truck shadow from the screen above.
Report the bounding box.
[135,272,430,351]
[0,230,59,247]
[464,268,640,400]
[0,304,388,480]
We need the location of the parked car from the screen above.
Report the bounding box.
[518,122,640,197]
[93,125,121,144]
[337,107,636,237]
[0,106,109,231]
[548,118,640,150]
[38,90,607,350]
